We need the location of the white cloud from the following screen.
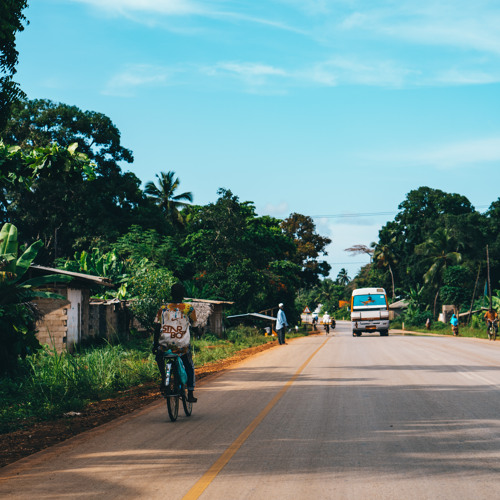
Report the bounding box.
[71,0,305,34]
[102,64,172,96]
[435,68,500,86]
[416,136,500,169]
[365,135,500,170]
[307,57,417,88]
[338,2,500,56]
[72,0,203,16]
[202,62,288,88]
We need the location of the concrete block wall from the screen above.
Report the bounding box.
[34,297,70,352]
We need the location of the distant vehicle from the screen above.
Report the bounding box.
[351,287,390,337]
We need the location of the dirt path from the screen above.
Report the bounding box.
[1,335,321,468]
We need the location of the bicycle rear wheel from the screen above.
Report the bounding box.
[493,327,497,341]
[182,389,193,416]
[165,366,179,422]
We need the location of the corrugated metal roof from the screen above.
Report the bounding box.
[30,265,114,287]
[188,298,234,305]
[227,313,276,321]
[389,300,409,309]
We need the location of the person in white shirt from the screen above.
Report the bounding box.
[322,312,331,334]
[276,303,288,345]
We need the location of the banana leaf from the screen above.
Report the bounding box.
[15,240,44,280]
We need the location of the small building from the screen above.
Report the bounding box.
[189,298,234,338]
[227,312,277,334]
[389,299,409,320]
[89,298,131,343]
[28,265,114,352]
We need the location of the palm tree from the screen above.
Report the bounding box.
[415,227,462,318]
[373,242,397,299]
[336,268,351,286]
[144,171,193,226]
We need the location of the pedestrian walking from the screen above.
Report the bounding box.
[276,303,288,345]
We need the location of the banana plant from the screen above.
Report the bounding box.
[0,223,71,374]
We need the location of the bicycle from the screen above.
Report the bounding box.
[487,320,498,341]
[161,350,193,421]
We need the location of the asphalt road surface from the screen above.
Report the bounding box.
[2,322,500,499]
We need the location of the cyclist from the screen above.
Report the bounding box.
[312,313,318,329]
[152,283,198,403]
[484,307,499,335]
[322,311,331,334]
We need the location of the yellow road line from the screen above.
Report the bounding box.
[183,337,330,500]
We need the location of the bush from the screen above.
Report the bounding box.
[407,310,433,327]
[0,343,157,433]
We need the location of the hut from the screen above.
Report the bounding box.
[27,265,114,352]
[189,299,234,338]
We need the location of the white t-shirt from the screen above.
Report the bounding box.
[154,302,197,352]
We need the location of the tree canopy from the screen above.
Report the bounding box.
[0,0,28,129]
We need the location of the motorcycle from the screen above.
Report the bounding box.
[487,319,498,341]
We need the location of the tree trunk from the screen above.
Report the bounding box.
[388,264,395,299]
[433,289,439,320]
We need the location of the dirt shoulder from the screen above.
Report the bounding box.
[1,335,318,468]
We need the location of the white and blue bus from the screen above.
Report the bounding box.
[351,287,390,336]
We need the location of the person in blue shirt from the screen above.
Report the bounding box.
[450,313,459,336]
[276,303,288,345]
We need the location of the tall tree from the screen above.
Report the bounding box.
[184,189,299,313]
[281,213,331,287]
[415,227,463,318]
[336,268,351,286]
[378,186,476,293]
[373,241,397,299]
[1,100,154,260]
[3,99,133,173]
[144,171,193,228]
[0,0,28,129]
[344,244,374,262]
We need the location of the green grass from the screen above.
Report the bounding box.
[393,321,492,340]
[0,325,306,434]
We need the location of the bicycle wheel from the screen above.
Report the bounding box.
[488,327,492,341]
[165,365,179,422]
[493,327,497,342]
[182,389,193,417]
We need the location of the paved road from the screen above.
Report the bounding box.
[2,322,500,499]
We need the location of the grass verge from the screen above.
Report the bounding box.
[0,325,307,434]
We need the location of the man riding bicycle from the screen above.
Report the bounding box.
[484,307,499,334]
[152,283,198,403]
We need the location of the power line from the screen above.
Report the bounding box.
[311,205,491,219]
[311,211,396,218]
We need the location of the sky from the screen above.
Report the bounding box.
[13,0,500,279]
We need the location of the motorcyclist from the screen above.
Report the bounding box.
[484,307,499,333]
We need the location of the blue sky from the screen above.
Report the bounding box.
[14,0,500,279]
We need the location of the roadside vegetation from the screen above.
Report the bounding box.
[391,310,494,340]
[0,325,310,434]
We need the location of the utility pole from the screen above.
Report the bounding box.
[467,263,481,326]
[486,245,492,308]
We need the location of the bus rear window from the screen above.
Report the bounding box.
[352,294,386,307]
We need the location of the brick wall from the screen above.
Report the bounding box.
[34,297,70,353]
